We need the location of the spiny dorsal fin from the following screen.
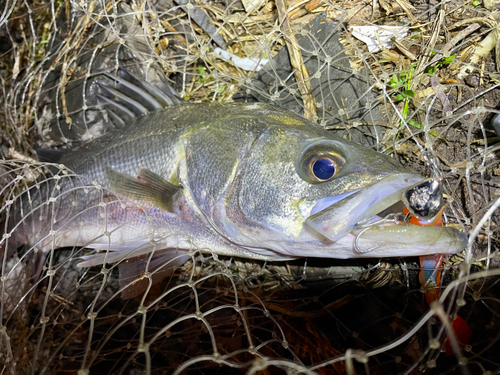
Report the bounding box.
[105,167,182,213]
[104,107,127,128]
[97,92,136,120]
[36,148,65,163]
[101,70,163,110]
[98,68,184,127]
[118,68,182,106]
[98,83,149,115]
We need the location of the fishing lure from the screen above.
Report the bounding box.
[403,179,472,356]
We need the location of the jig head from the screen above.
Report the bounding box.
[402,178,443,220]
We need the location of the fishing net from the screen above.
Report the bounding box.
[1,0,500,373]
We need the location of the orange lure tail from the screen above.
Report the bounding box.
[403,206,444,305]
[404,206,472,355]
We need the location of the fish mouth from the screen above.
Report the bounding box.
[305,173,467,257]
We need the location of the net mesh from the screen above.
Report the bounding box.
[2,0,500,373]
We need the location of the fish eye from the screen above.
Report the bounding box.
[312,158,336,180]
[299,150,344,183]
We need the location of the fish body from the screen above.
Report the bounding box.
[2,74,467,274]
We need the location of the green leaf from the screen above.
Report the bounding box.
[407,120,442,138]
[388,73,400,88]
[427,66,437,74]
[408,119,422,128]
[197,66,207,75]
[472,0,480,5]
[396,90,415,101]
[443,55,455,64]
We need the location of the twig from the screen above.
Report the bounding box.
[393,0,417,22]
[497,31,500,72]
[442,23,480,55]
[160,19,188,47]
[305,0,323,12]
[414,1,445,83]
[429,0,437,22]
[452,17,497,30]
[275,0,317,121]
[392,38,417,60]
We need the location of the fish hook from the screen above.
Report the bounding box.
[354,226,380,254]
[354,212,409,254]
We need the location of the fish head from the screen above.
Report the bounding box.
[213,113,466,259]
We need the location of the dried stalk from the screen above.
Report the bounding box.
[275,0,317,121]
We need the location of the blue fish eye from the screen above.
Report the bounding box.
[312,158,336,180]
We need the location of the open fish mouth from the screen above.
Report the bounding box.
[306,174,468,257]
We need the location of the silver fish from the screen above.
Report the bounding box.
[2,69,467,294]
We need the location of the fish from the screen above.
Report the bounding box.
[1,68,467,296]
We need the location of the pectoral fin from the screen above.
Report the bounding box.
[105,167,182,212]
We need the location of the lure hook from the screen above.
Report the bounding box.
[354,226,380,254]
[354,212,409,254]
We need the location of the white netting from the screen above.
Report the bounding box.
[2,0,500,373]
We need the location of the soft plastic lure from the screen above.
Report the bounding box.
[403,206,444,305]
[403,205,472,355]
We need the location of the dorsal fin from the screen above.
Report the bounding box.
[98,68,183,126]
[36,148,65,163]
[97,91,136,119]
[101,70,163,110]
[118,68,182,106]
[98,83,149,115]
[105,107,127,128]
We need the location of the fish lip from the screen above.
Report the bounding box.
[305,173,426,242]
